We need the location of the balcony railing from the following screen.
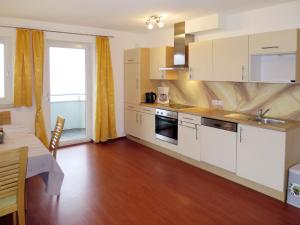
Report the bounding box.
[50,93,86,102]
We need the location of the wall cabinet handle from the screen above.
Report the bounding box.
[239,127,242,143]
[261,46,279,50]
[136,113,139,123]
[136,79,139,89]
[241,65,245,81]
[189,67,192,79]
[140,114,142,125]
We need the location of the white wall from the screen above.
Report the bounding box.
[145,1,300,47]
[0,17,147,139]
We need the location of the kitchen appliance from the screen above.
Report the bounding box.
[155,109,178,145]
[145,92,157,103]
[200,117,237,172]
[157,87,169,104]
[160,22,195,70]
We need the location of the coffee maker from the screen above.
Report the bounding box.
[157,87,169,104]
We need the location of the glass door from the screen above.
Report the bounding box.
[45,41,92,145]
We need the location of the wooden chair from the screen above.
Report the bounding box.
[0,147,28,225]
[49,116,65,159]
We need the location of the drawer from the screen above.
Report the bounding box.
[140,106,155,115]
[178,113,201,125]
[125,103,140,111]
[249,29,298,55]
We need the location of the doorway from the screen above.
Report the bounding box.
[45,41,92,145]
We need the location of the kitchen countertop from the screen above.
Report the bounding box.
[140,103,300,132]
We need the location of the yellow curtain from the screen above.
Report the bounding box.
[14,29,32,107]
[94,36,117,142]
[32,31,48,147]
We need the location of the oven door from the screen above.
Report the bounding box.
[155,115,178,145]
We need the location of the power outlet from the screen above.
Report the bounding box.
[212,100,223,107]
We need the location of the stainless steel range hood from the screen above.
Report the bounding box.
[160,22,195,71]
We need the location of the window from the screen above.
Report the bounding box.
[0,37,12,105]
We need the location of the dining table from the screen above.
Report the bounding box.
[0,124,64,195]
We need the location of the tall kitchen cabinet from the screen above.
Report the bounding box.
[124,48,154,104]
[213,36,249,82]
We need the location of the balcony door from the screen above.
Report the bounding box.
[44,41,92,145]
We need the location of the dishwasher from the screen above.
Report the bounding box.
[200,117,237,173]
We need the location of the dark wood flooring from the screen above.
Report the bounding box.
[1,138,300,225]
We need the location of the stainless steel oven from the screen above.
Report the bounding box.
[155,109,178,145]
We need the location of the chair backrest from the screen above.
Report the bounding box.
[49,115,65,158]
[0,147,28,210]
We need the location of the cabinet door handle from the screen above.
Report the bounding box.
[143,109,151,112]
[242,65,245,81]
[261,46,279,50]
[136,113,139,123]
[140,114,142,125]
[183,117,194,121]
[195,124,198,140]
[160,71,164,79]
[239,127,242,143]
[136,79,139,89]
[189,67,192,79]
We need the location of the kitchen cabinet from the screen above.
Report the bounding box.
[200,119,237,172]
[189,40,213,81]
[124,107,141,138]
[178,121,201,161]
[249,29,298,55]
[124,48,154,104]
[149,46,178,80]
[237,124,286,191]
[249,29,300,83]
[124,104,155,143]
[213,36,249,82]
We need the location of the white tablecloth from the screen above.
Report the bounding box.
[0,125,64,195]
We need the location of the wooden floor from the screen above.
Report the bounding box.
[1,138,300,225]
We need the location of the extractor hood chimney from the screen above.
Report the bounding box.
[161,22,195,70]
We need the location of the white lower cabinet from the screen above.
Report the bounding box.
[124,109,141,138]
[200,125,237,172]
[140,112,155,143]
[125,105,155,143]
[178,122,201,161]
[237,124,285,191]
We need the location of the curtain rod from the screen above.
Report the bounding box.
[0,25,114,38]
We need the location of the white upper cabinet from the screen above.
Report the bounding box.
[149,46,178,80]
[124,48,140,63]
[213,36,249,82]
[237,124,286,191]
[189,40,213,81]
[249,29,298,55]
[249,29,300,83]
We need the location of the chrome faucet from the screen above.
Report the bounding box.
[256,108,270,120]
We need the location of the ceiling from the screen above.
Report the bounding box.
[0,0,294,32]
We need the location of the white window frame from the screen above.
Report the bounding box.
[45,40,93,145]
[0,36,13,106]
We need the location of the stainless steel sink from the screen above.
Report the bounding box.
[251,118,286,125]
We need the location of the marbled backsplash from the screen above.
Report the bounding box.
[154,72,300,121]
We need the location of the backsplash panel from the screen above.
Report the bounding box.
[156,72,300,121]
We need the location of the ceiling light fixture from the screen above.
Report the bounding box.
[146,16,164,30]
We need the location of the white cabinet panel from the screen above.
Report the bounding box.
[124,48,140,63]
[249,29,297,55]
[124,64,140,104]
[140,112,155,143]
[124,109,140,138]
[213,36,249,82]
[200,125,237,172]
[189,40,213,81]
[178,123,201,161]
[237,125,286,191]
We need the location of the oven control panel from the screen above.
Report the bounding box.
[156,109,178,119]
